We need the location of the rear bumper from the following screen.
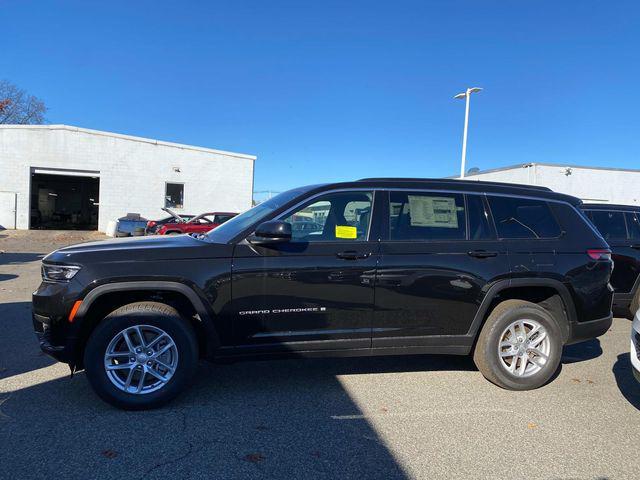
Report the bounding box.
[566,314,613,345]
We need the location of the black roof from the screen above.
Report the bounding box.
[582,203,640,211]
[310,178,581,205]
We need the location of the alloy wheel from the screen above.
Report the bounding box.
[103,325,179,394]
[497,319,550,378]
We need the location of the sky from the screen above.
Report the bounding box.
[2,0,639,197]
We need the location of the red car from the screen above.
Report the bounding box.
[145,208,195,234]
[156,211,237,235]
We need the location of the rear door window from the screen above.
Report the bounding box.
[467,194,495,240]
[488,196,561,239]
[389,191,466,241]
[587,210,628,240]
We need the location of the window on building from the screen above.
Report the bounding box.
[281,191,373,242]
[389,191,466,241]
[488,196,561,239]
[165,183,184,209]
[587,210,627,240]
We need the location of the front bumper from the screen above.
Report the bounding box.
[631,312,640,382]
[32,279,84,365]
[566,314,613,345]
[32,312,77,364]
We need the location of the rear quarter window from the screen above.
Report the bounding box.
[488,196,561,239]
[625,212,640,240]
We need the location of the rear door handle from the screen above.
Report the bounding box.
[336,251,371,260]
[468,250,498,258]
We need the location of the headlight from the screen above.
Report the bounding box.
[41,264,81,282]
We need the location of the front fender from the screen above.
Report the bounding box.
[75,280,220,356]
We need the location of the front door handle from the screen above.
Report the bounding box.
[631,245,640,250]
[468,250,498,258]
[336,251,371,260]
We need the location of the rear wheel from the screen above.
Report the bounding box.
[473,299,562,390]
[84,302,198,410]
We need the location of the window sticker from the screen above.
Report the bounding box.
[408,196,459,228]
[335,225,357,239]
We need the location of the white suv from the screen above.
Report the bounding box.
[631,309,640,382]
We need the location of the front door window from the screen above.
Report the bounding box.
[281,191,373,242]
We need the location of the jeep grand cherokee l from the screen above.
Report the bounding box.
[582,204,640,318]
[33,179,614,409]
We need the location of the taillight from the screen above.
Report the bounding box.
[587,249,611,260]
[147,221,156,228]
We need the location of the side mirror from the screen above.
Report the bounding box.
[249,220,292,244]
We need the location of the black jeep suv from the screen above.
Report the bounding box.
[582,203,640,318]
[33,179,614,409]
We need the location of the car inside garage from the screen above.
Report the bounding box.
[30,172,99,230]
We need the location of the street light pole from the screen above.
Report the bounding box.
[454,87,482,178]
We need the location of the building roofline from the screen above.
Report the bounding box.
[0,124,257,160]
[464,162,640,176]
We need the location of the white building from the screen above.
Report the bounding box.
[0,125,256,231]
[460,163,640,206]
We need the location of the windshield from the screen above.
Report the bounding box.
[205,186,319,243]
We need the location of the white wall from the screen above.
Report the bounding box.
[0,125,256,231]
[463,164,640,206]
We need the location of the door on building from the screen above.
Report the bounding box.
[0,192,17,229]
[30,172,100,230]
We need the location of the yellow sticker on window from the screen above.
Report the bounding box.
[335,225,357,239]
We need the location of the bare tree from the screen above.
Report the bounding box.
[0,80,47,124]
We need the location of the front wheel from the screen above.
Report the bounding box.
[84,302,198,410]
[473,299,562,390]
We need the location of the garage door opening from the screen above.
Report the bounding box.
[30,173,99,230]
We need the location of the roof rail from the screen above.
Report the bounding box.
[356,177,553,192]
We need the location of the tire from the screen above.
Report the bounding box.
[115,231,130,237]
[132,227,146,236]
[473,299,562,390]
[84,301,198,410]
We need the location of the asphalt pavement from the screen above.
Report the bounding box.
[1,230,639,480]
